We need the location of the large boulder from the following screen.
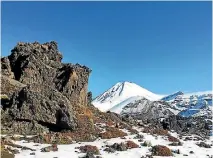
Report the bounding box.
[1,41,91,134]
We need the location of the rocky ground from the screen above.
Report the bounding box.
[1,124,213,158]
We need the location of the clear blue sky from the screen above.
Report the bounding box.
[2,2,212,97]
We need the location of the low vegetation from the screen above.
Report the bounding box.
[99,127,127,139]
[168,135,180,142]
[151,145,173,156]
[126,140,139,149]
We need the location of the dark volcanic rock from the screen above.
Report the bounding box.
[1,57,15,78]
[87,91,93,105]
[108,142,127,151]
[160,115,212,137]
[134,134,144,139]
[41,144,58,152]
[2,83,76,133]
[196,142,211,148]
[122,114,136,125]
[6,41,91,105]
[1,75,26,98]
[82,152,96,158]
[168,142,183,146]
[54,63,91,106]
[104,147,116,153]
[78,145,100,155]
[1,41,91,134]
[139,115,212,137]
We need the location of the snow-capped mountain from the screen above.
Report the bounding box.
[162,91,212,117]
[92,81,163,112]
[92,81,212,118]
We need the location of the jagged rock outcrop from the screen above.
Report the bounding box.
[1,41,91,134]
[5,41,90,105]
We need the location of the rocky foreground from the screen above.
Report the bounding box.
[1,41,212,158]
[1,125,213,158]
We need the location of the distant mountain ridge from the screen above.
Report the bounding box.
[161,91,184,101]
[92,81,212,118]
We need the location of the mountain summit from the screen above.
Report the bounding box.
[92,81,212,117]
[92,81,163,112]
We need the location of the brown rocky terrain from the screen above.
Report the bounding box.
[1,41,135,142]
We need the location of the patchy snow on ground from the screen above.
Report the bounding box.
[5,130,213,158]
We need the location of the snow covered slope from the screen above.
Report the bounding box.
[161,91,184,102]
[108,96,144,114]
[121,98,180,120]
[162,91,212,117]
[92,82,163,112]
